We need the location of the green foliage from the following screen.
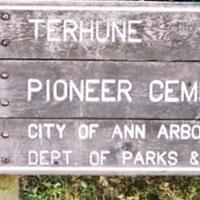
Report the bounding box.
[20,176,67,200]
[20,176,200,200]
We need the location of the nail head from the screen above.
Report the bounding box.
[1,72,9,79]
[1,99,9,106]
[1,13,10,21]
[1,157,10,164]
[1,39,10,47]
[1,131,9,138]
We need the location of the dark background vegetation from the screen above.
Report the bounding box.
[20,0,200,199]
[20,176,200,200]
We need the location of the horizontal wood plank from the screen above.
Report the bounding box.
[1,119,200,175]
[2,1,200,6]
[1,2,200,60]
[1,61,200,119]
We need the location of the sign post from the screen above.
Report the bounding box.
[0,176,19,200]
[1,1,200,199]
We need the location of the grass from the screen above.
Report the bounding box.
[19,176,200,200]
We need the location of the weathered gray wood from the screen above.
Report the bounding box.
[1,1,200,7]
[1,61,200,119]
[1,2,200,60]
[0,176,19,200]
[1,119,200,175]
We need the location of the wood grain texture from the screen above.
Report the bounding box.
[2,1,200,177]
[1,60,200,119]
[1,1,200,7]
[0,176,19,200]
[1,0,198,7]
[1,119,200,175]
[1,4,200,60]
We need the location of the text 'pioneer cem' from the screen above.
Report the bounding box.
[1,2,200,175]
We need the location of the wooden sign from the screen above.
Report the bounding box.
[1,119,200,175]
[1,61,200,119]
[1,1,200,175]
[1,2,200,61]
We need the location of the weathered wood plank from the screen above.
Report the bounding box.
[0,176,19,200]
[1,2,200,60]
[1,119,200,175]
[1,1,199,6]
[1,61,200,119]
